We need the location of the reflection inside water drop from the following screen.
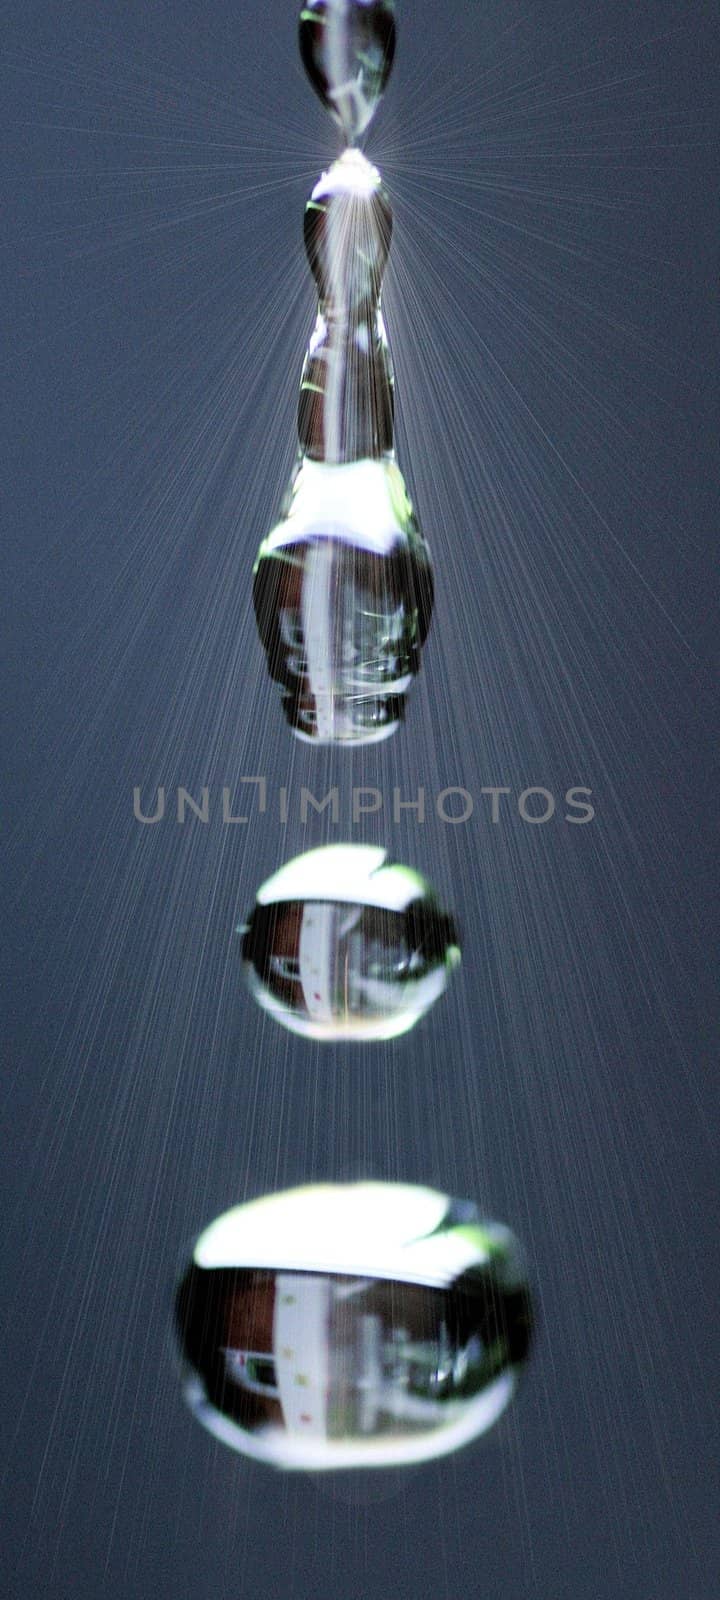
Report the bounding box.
[254,461,433,745]
[240,845,459,1039]
[175,1183,533,1472]
[299,0,397,144]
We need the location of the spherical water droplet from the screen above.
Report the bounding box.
[239,845,458,1039]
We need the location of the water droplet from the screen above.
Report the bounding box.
[299,0,397,143]
[176,1184,532,1470]
[240,845,459,1038]
[300,153,394,463]
[304,151,392,316]
[298,311,394,460]
[254,458,433,744]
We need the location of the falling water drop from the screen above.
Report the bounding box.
[299,0,397,143]
[253,459,433,744]
[175,1183,533,1471]
[239,845,459,1038]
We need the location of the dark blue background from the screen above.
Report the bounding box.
[1,2,718,1596]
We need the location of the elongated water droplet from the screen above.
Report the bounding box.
[254,459,433,745]
[299,0,397,143]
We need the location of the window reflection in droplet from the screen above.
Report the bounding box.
[254,460,433,745]
[239,845,459,1040]
[175,1183,533,1471]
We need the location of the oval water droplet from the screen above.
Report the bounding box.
[176,1184,533,1471]
[299,0,397,143]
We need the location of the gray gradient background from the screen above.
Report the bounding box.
[1,2,718,1597]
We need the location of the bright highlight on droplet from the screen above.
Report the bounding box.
[239,844,460,1039]
[176,1183,533,1471]
[299,0,397,144]
[253,458,433,744]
